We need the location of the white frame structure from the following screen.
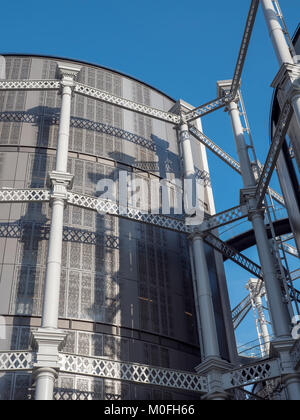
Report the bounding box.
[0,0,300,401]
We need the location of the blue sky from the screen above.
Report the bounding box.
[1,0,299,349]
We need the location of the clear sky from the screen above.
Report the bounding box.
[1,0,299,350]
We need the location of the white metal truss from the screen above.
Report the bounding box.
[189,125,285,206]
[184,96,231,123]
[67,192,190,234]
[256,101,293,208]
[232,295,252,330]
[0,350,292,396]
[0,188,50,203]
[0,79,60,91]
[223,359,281,390]
[59,353,208,394]
[184,0,259,123]
[74,82,180,124]
[230,0,259,97]
[199,205,248,232]
[280,242,299,258]
[0,351,33,372]
[203,232,263,279]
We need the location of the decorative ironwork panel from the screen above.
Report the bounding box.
[59,353,208,394]
[53,388,96,401]
[0,189,50,203]
[74,83,180,124]
[0,352,33,372]
[200,205,248,232]
[256,102,293,208]
[67,192,190,234]
[203,232,263,279]
[223,359,280,390]
[0,80,60,91]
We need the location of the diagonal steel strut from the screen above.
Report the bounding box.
[189,125,285,206]
[256,101,293,209]
[231,0,259,97]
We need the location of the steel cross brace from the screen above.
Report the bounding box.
[232,295,252,330]
[199,205,248,233]
[185,0,259,123]
[189,125,285,206]
[230,0,259,97]
[203,232,263,279]
[256,101,293,209]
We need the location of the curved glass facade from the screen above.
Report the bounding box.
[0,55,235,400]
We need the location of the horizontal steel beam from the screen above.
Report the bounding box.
[59,353,208,394]
[74,82,181,124]
[0,79,181,125]
[200,205,248,233]
[185,96,230,123]
[0,79,60,90]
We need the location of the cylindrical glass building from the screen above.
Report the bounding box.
[0,55,236,400]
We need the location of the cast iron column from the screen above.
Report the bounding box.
[32,63,81,400]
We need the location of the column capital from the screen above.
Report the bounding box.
[57,63,81,91]
[31,328,67,371]
[47,170,74,201]
[58,63,81,81]
[270,337,299,377]
[271,63,300,102]
[239,186,257,205]
[216,79,239,107]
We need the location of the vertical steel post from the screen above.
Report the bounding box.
[32,63,81,401]
[224,89,300,400]
[260,0,300,143]
[179,117,221,360]
[227,98,290,339]
[179,117,231,400]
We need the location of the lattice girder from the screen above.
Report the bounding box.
[0,80,60,91]
[0,351,33,372]
[59,353,208,394]
[0,189,50,203]
[199,205,248,232]
[74,82,180,124]
[256,101,293,208]
[223,359,281,390]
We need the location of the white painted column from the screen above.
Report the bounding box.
[33,63,81,401]
[225,92,300,399]
[260,0,293,66]
[247,279,270,356]
[227,98,290,339]
[260,0,300,145]
[180,119,195,179]
[192,235,220,359]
